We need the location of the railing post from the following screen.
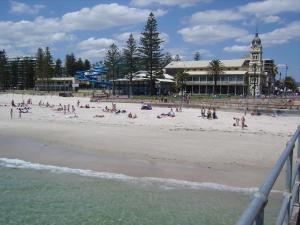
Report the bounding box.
[285,145,293,223]
[255,206,265,225]
[298,130,300,205]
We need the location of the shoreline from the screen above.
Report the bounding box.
[0,93,298,189]
[0,120,286,189]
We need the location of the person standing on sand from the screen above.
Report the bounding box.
[64,105,66,114]
[241,116,246,129]
[10,108,13,119]
[19,108,21,119]
[77,100,80,107]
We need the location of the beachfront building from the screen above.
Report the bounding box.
[7,56,36,89]
[35,77,79,91]
[114,71,174,95]
[165,33,274,96]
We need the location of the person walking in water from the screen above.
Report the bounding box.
[10,108,13,119]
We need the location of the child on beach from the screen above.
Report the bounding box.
[207,109,212,119]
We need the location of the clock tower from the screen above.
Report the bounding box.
[249,32,264,97]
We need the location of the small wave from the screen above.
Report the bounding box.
[0,158,279,194]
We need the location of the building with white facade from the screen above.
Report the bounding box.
[165,33,275,96]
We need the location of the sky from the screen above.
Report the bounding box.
[0,0,299,81]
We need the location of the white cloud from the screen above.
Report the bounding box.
[223,45,250,52]
[78,38,117,50]
[113,31,169,46]
[0,3,167,58]
[190,10,244,24]
[77,49,107,62]
[130,0,212,8]
[196,49,214,57]
[178,24,248,44]
[10,1,45,14]
[62,3,166,31]
[113,32,140,43]
[237,21,300,47]
[239,0,300,16]
[166,47,188,60]
[262,15,282,24]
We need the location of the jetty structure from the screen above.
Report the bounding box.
[236,126,300,225]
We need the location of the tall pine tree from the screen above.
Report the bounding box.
[123,33,139,98]
[54,59,63,77]
[84,59,91,70]
[44,47,54,91]
[139,12,164,95]
[65,53,76,77]
[105,43,121,95]
[0,50,10,89]
[36,48,45,81]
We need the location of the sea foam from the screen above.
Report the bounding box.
[0,158,280,194]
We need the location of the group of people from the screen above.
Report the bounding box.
[56,104,76,115]
[201,107,217,119]
[10,99,33,119]
[128,112,137,119]
[233,116,247,129]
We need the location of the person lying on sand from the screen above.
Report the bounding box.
[66,113,78,118]
[94,114,104,118]
[157,109,175,118]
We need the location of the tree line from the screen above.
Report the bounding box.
[0,47,91,90]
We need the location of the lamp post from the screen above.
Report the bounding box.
[253,63,257,99]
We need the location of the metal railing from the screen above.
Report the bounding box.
[236,125,300,225]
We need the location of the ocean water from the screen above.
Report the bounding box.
[0,158,281,225]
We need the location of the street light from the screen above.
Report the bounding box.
[252,63,257,99]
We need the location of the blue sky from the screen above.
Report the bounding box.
[0,0,299,81]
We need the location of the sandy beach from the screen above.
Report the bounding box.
[0,93,299,189]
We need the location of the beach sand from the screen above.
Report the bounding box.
[0,93,299,189]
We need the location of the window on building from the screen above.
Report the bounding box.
[200,76,206,82]
[207,75,213,81]
[236,75,243,81]
[186,76,192,81]
[229,75,236,81]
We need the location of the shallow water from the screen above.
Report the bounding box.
[0,161,281,225]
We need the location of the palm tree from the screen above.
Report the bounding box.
[175,69,188,96]
[269,65,278,95]
[207,59,224,95]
